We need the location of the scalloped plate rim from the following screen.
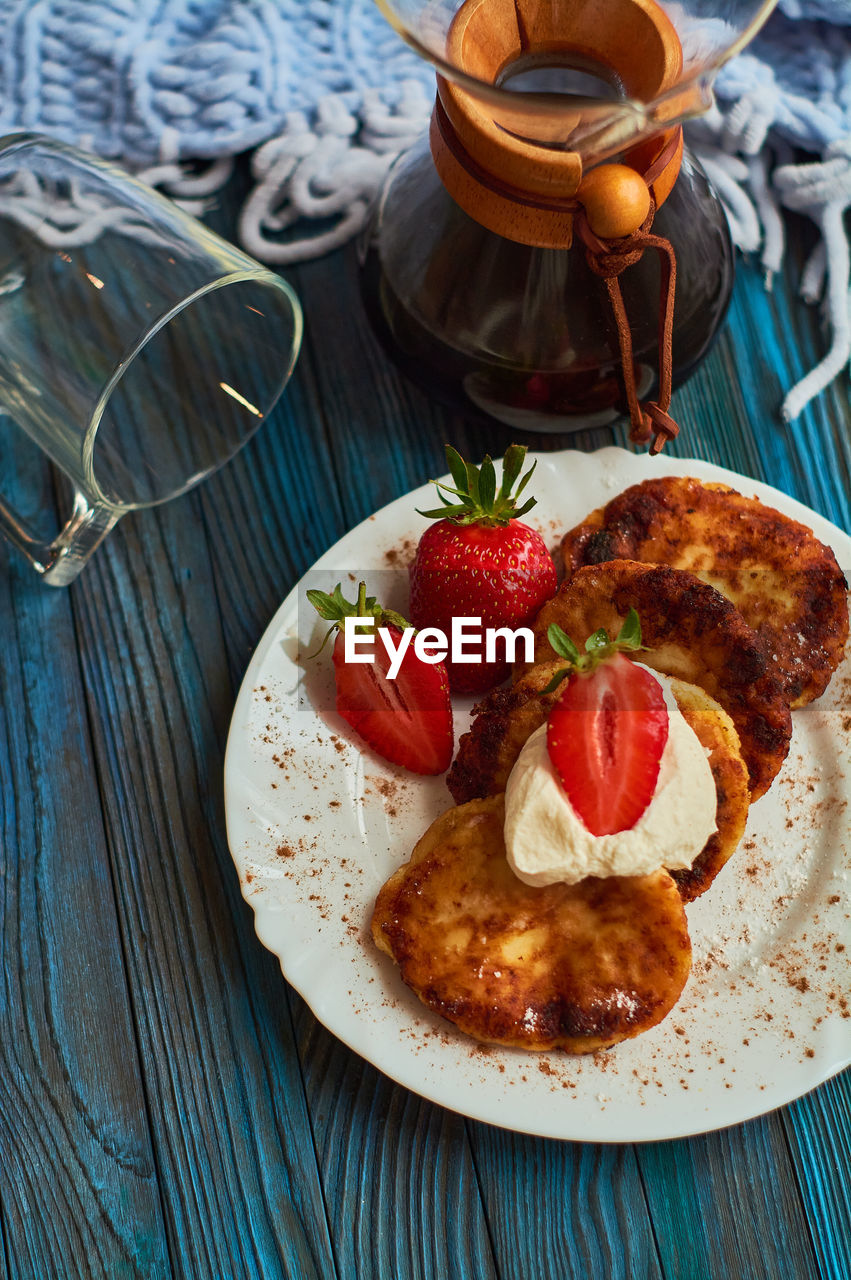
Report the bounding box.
[224,446,851,1142]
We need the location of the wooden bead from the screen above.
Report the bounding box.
[577,164,651,239]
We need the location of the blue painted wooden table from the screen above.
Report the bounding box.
[0,195,849,1279]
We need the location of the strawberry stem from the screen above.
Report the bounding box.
[306,581,410,655]
[417,443,538,527]
[541,608,646,693]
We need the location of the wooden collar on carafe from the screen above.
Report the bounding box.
[430,0,686,453]
[430,0,684,247]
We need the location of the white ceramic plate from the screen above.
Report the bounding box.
[224,447,851,1142]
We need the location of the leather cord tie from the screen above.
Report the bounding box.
[574,200,679,455]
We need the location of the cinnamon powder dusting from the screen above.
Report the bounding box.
[238,568,850,1117]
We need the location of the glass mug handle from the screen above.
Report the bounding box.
[0,478,119,586]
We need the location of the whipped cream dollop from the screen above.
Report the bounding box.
[504,668,717,887]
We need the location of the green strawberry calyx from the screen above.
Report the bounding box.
[417,443,538,527]
[540,608,645,694]
[306,581,410,655]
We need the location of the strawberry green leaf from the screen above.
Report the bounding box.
[416,443,541,528]
[305,587,344,621]
[306,581,410,646]
[306,582,376,621]
[513,496,537,520]
[514,458,537,499]
[478,456,497,510]
[616,607,643,649]
[418,503,467,519]
[446,444,469,492]
[547,623,581,663]
[540,609,648,696]
[585,627,610,653]
[466,457,481,508]
[498,443,525,498]
[540,667,573,695]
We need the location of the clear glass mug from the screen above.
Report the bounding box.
[0,134,303,585]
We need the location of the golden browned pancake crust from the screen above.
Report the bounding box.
[447,660,565,805]
[665,679,750,902]
[561,476,849,708]
[526,561,791,800]
[372,797,692,1053]
[449,666,749,902]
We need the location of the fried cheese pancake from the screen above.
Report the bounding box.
[561,476,849,708]
[448,664,750,901]
[663,679,750,901]
[524,562,792,800]
[372,796,692,1053]
[448,660,566,805]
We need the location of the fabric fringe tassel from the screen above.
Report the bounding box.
[690,104,851,422]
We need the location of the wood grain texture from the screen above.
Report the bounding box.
[289,256,465,529]
[67,497,338,1279]
[784,1073,851,1280]
[0,443,170,1278]
[467,1125,664,1280]
[0,171,848,1280]
[638,1118,822,1280]
[293,1006,498,1280]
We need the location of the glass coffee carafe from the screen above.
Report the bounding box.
[361,0,777,444]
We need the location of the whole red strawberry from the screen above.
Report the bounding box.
[307,582,454,775]
[409,444,558,694]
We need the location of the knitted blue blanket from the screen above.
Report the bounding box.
[1,0,849,417]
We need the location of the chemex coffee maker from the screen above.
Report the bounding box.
[362,0,777,449]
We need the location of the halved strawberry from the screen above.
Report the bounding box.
[308,583,454,775]
[544,614,669,835]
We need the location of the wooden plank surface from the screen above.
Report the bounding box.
[0,184,848,1280]
[66,495,338,1279]
[783,1073,851,1280]
[0,444,170,1278]
[638,1119,823,1280]
[467,1126,664,1280]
